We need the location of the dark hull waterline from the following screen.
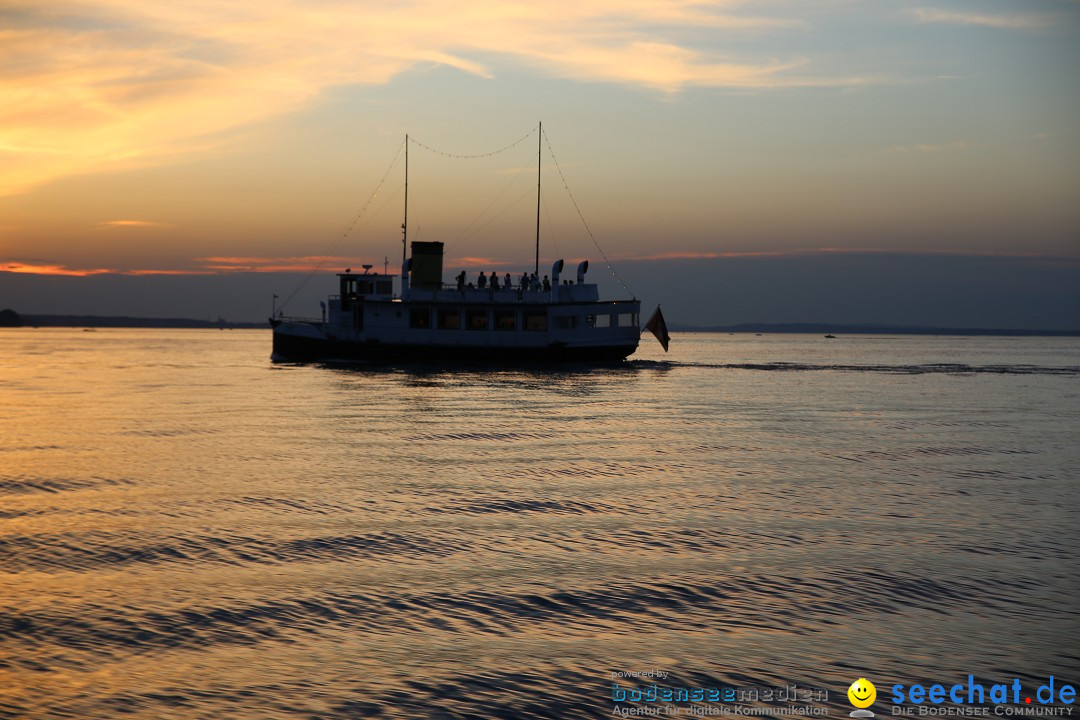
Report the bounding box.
[271,330,638,365]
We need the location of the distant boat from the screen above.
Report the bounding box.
[270,125,660,364]
[825,334,836,339]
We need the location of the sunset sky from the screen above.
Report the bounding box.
[1,0,1078,326]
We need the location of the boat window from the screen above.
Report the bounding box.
[494,309,517,331]
[376,280,392,295]
[466,308,488,330]
[358,280,374,294]
[340,279,356,310]
[588,314,611,328]
[437,308,460,329]
[617,313,636,327]
[409,307,431,329]
[523,310,547,331]
[556,316,578,329]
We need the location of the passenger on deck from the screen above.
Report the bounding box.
[490,272,500,290]
[530,273,540,291]
[504,273,512,289]
[520,273,529,290]
[477,272,487,289]
[455,271,466,290]
[542,275,551,292]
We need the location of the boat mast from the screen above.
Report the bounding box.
[534,121,541,275]
[402,134,409,265]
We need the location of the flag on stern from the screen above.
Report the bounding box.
[645,306,670,352]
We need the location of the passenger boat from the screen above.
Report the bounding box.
[270,126,659,364]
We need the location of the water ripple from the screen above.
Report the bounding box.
[0,569,1052,671]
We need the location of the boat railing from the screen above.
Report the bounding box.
[404,282,600,304]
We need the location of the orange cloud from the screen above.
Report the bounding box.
[0,256,366,276]
[0,0,865,196]
[98,220,165,228]
[1,262,114,276]
[447,256,513,269]
[195,256,370,273]
[0,261,212,276]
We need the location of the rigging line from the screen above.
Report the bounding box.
[541,190,561,262]
[410,192,421,242]
[365,185,405,237]
[319,175,402,266]
[452,164,529,246]
[541,127,635,299]
[458,185,537,246]
[279,139,405,311]
[410,126,537,160]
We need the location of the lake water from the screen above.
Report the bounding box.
[1,329,1078,719]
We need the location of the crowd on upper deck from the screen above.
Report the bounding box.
[455,270,576,294]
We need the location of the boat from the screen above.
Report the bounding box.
[270,126,655,364]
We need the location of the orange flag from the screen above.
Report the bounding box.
[645,306,670,352]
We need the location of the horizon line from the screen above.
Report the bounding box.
[4,249,1079,278]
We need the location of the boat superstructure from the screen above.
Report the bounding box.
[270,125,647,364]
[271,244,640,363]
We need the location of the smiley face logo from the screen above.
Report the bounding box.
[848,678,877,709]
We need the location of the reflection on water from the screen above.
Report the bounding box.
[1,329,1078,719]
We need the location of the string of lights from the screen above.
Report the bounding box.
[281,125,636,310]
[409,126,537,159]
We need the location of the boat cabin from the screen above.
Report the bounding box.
[339,265,395,312]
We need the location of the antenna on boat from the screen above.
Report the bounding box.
[535,121,542,275]
[402,133,409,266]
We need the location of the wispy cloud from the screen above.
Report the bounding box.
[1,262,114,277]
[196,256,366,273]
[447,256,516,269]
[1,261,209,276]
[1,255,365,276]
[885,140,970,155]
[912,8,1053,30]
[99,220,165,228]
[0,0,863,196]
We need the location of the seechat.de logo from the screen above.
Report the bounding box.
[890,676,1075,716]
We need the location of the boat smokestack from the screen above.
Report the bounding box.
[551,258,564,285]
[577,260,589,284]
[410,241,444,290]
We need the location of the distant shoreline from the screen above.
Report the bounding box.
[669,322,1080,337]
[2,312,1077,336]
[8,314,265,329]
